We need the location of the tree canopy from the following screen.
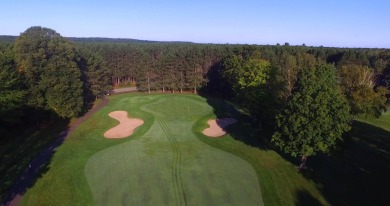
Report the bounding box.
[0,49,26,125]
[272,64,352,159]
[14,26,84,118]
[0,26,389,154]
[222,54,272,118]
[339,64,387,118]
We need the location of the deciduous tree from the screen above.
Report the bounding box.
[339,65,387,118]
[0,49,26,124]
[222,55,271,118]
[272,64,351,169]
[14,26,84,118]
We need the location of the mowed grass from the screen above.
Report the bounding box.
[20,93,388,205]
[85,95,262,205]
[16,94,390,205]
[357,111,390,131]
[21,94,264,205]
[194,97,330,206]
[20,94,156,205]
[196,99,390,205]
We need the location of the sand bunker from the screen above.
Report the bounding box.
[104,111,144,138]
[202,118,237,137]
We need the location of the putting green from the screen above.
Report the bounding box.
[85,95,263,205]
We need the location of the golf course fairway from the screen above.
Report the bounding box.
[21,94,264,206]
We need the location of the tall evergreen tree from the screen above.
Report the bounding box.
[77,46,112,102]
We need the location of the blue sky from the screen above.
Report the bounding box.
[1,0,389,48]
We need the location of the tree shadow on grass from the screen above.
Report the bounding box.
[2,98,108,205]
[200,95,390,205]
[201,95,270,149]
[1,119,69,205]
[294,189,323,206]
[300,121,390,206]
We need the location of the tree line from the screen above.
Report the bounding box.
[76,39,390,95]
[0,27,111,137]
[0,26,389,165]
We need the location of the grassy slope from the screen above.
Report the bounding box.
[0,118,69,202]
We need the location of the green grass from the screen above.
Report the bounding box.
[21,94,264,205]
[0,118,69,202]
[195,100,390,205]
[18,94,389,205]
[85,95,262,205]
[20,94,155,205]
[194,97,329,206]
[297,111,390,205]
[357,111,390,131]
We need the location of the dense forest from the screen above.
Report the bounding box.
[0,26,389,163]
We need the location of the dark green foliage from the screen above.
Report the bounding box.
[272,64,352,157]
[3,26,388,136]
[0,49,26,125]
[14,26,84,118]
[383,67,390,100]
[77,46,112,101]
[1,28,390,205]
[20,39,386,104]
[221,55,272,118]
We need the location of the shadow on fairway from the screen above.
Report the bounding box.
[202,95,270,149]
[2,98,109,205]
[1,119,69,205]
[294,189,323,206]
[299,121,390,205]
[201,95,390,205]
